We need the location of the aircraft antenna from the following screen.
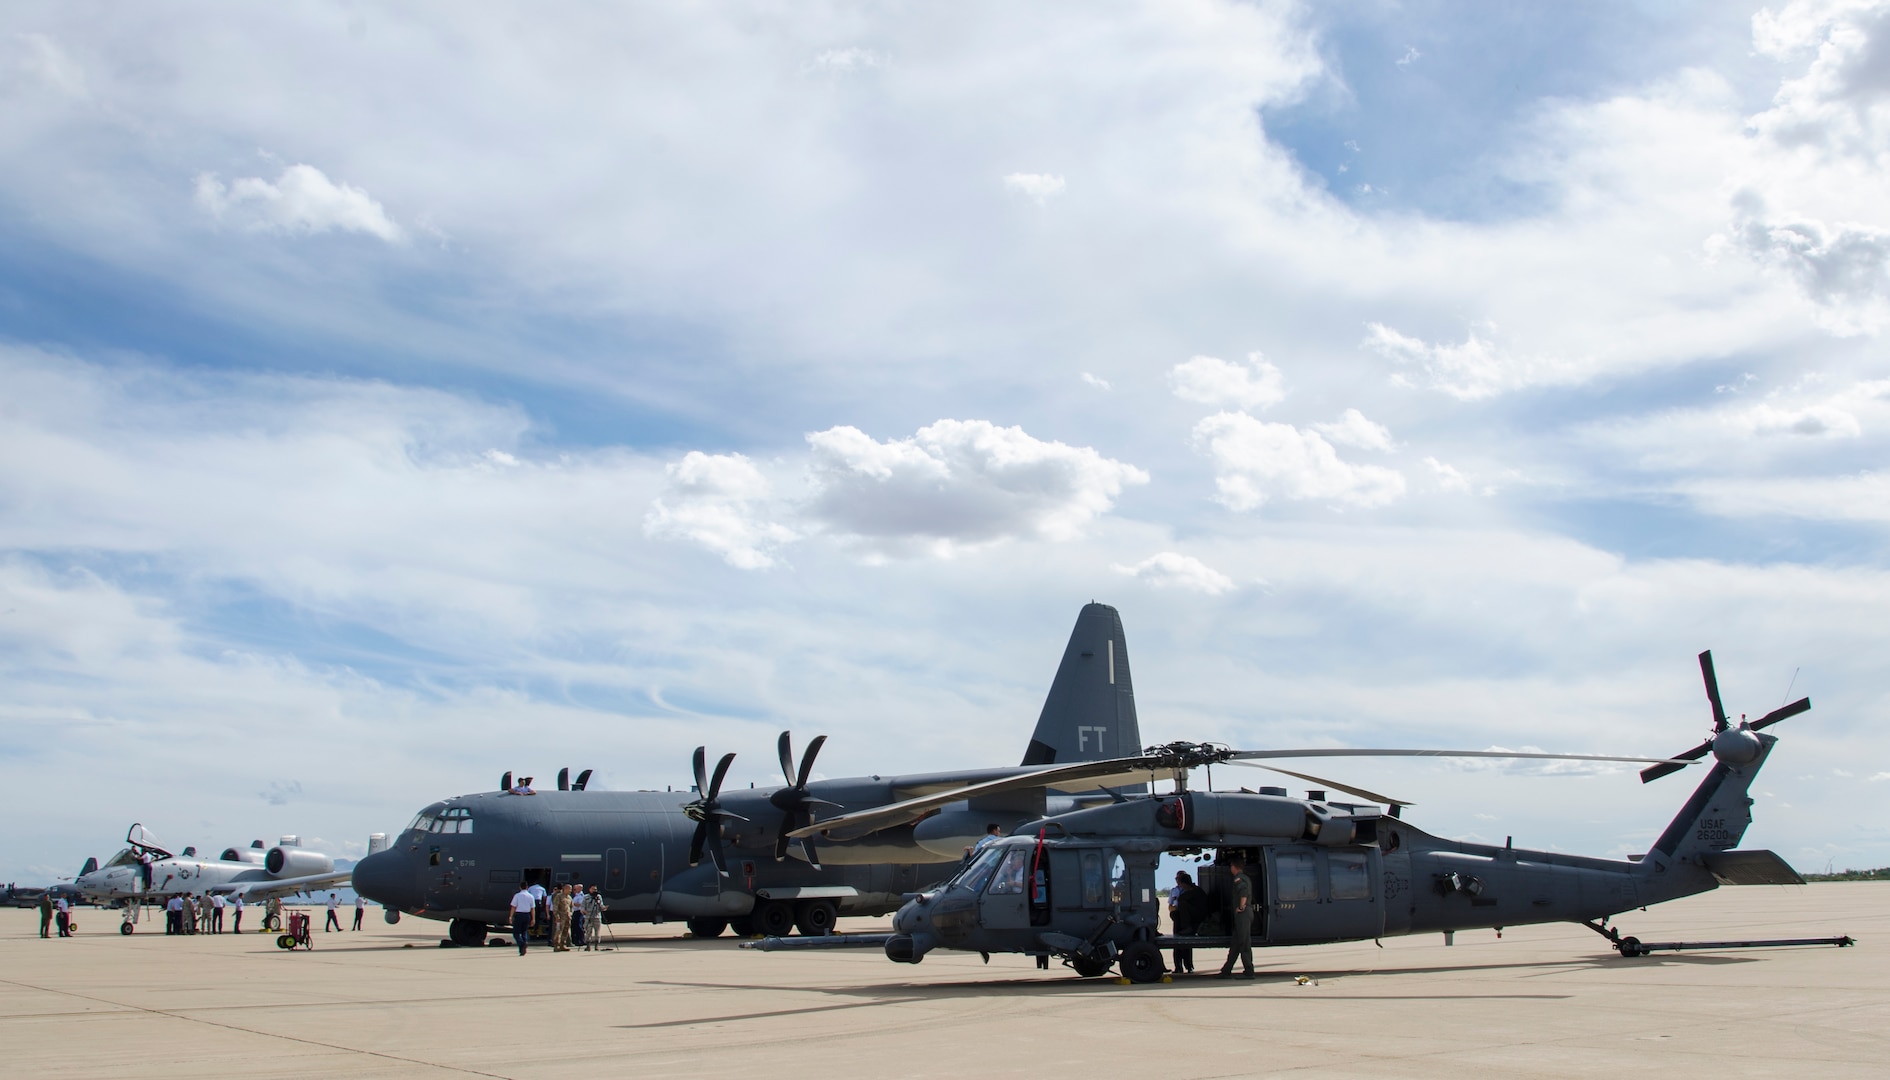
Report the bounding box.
[1780,667,1799,708]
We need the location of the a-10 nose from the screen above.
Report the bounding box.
[350,850,414,911]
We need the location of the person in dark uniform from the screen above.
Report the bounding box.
[1169,871,1209,974]
[1216,857,1255,979]
[38,893,54,938]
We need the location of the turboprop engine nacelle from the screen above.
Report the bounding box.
[265,846,333,877]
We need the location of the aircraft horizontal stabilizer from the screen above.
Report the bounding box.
[1700,850,1805,886]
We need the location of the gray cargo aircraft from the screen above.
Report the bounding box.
[352,603,1160,945]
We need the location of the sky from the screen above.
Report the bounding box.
[3,0,1888,885]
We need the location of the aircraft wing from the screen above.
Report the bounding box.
[788,756,1184,840]
[210,870,352,901]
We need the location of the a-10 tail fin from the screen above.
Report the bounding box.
[1021,603,1143,767]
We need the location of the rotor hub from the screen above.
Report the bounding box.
[1711,726,1763,767]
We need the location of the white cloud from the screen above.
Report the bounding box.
[1191,412,1405,511]
[1750,0,1890,156]
[1725,192,1890,333]
[1003,172,1066,203]
[1424,456,1472,493]
[1363,322,1579,400]
[1872,772,1890,781]
[644,451,795,570]
[810,47,885,73]
[1396,45,1421,67]
[194,164,403,243]
[1168,353,1286,410]
[1081,372,1112,390]
[1312,408,1394,452]
[803,420,1147,554]
[1111,552,1236,595]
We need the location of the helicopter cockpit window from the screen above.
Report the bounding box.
[1276,851,1319,902]
[987,849,1029,895]
[953,846,1005,894]
[1109,854,1128,905]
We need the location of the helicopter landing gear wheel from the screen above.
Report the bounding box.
[793,899,838,936]
[685,917,728,938]
[1119,941,1165,983]
[1618,936,1645,958]
[753,899,796,938]
[448,919,487,947]
[1069,954,1113,978]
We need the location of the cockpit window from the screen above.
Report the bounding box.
[426,807,475,834]
[951,846,1005,893]
[987,849,1030,895]
[104,848,138,868]
[407,814,435,833]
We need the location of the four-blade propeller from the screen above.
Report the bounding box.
[1639,650,1810,783]
[769,732,835,869]
[683,746,742,875]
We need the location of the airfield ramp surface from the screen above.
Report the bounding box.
[1,885,1882,1079]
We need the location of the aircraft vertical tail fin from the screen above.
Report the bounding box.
[1021,603,1143,767]
[1646,733,1776,869]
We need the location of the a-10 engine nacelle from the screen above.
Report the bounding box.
[264,846,334,878]
[219,842,267,865]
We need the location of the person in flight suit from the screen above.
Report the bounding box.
[1216,857,1256,979]
[38,893,54,938]
[551,885,573,952]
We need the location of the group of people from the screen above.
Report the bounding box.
[507,881,605,955]
[35,893,75,938]
[159,891,253,934]
[322,892,367,931]
[1167,858,1256,979]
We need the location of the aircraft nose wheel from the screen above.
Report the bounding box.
[119,922,134,936]
[1617,936,1645,958]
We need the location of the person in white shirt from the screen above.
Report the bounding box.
[353,894,366,931]
[527,881,548,935]
[211,893,227,933]
[324,892,342,932]
[230,894,245,934]
[166,894,184,935]
[509,886,536,955]
[55,895,72,937]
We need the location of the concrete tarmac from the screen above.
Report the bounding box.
[2,885,1882,1079]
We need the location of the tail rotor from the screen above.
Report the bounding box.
[1640,650,1810,783]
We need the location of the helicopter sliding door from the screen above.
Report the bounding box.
[1264,846,1383,945]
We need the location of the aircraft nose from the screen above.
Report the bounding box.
[350,850,415,910]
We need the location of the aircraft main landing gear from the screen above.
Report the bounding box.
[448,919,488,947]
[686,917,728,938]
[752,899,796,938]
[793,899,838,936]
[1119,941,1165,983]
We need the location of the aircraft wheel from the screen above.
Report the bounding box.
[1619,937,1644,958]
[685,917,728,939]
[276,935,294,949]
[753,899,796,938]
[448,919,487,947]
[1119,942,1165,983]
[793,899,838,936]
[120,922,135,936]
[1070,955,1113,978]
[264,915,281,932]
[729,916,756,937]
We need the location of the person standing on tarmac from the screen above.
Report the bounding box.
[551,885,573,952]
[231,894,244,934]
[353,894,365,931]
[508,885,536,955]
[55,894,72,937]
[324,892,342,932]
[38,893,53,938]
[582,886,605,951]
[211,893,226,933]
[1216,858,1256,979]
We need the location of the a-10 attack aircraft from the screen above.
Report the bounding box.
[352,603,1165,946]
[75,823,370,930]
[749,650,1842,979]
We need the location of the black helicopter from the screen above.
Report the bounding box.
[751,651,1847,981]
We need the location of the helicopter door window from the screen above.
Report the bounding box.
[1109,854,1128,905]
[1276,851,1319,902]
[987,849,1029,895]
[1329,852,1371,900]
[1080,851,1106,906]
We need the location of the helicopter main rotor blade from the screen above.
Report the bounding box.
[1750,696,1811,732]
[1222,761,1413,807]
[1229,749,1694,765]
[1700,650,1729,733]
